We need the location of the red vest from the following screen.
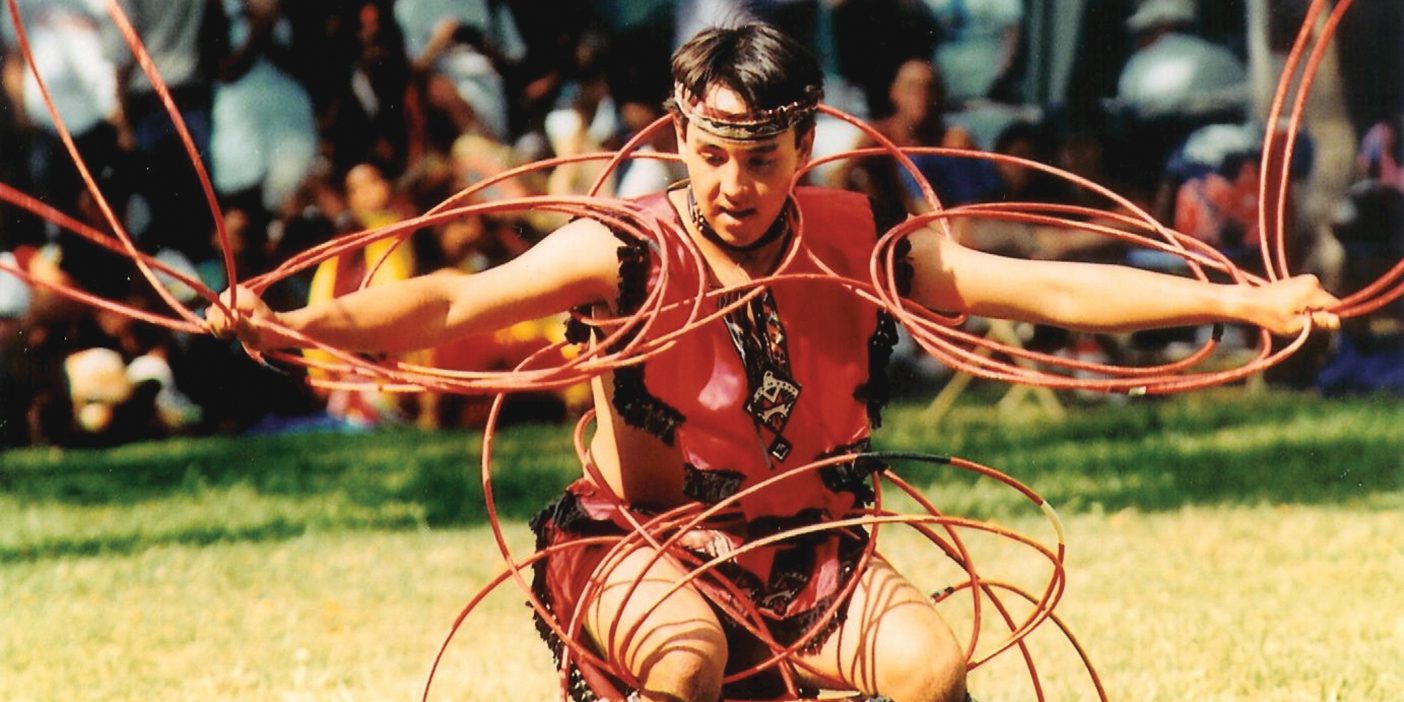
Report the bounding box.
[623,186,888,523]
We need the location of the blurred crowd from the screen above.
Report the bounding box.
[0,0,1400,448]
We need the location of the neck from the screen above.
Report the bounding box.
[687,189,791,257]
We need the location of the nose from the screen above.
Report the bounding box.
[719,159,752,202]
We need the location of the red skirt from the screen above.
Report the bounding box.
[528,478,869,702]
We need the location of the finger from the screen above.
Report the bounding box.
[1311,290,1343,309]
[205,306,241,340]
[210,317,235,340]
[202,306,226,333]
[1310,310,1339,332]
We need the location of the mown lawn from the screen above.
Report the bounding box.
[2,389,1401,701]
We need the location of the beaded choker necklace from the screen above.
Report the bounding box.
[686,189,792,255]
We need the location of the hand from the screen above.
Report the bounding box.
[425,18,462,54]
[1243,274,1341,336]
[205,285,282,351]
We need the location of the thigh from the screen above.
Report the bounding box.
[583,543,728,679]
[790,557,965,698]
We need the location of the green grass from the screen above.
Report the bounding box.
[3,389,1399,562]
[2,389,1402,700]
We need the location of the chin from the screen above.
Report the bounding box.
[725,225,765,246]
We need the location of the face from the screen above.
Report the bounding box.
[345,163,390,217]
[996,136,1036,194]
[676,85,812,246]
[439,217,484,263]
[890,60,940,123]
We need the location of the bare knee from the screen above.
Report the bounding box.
[887,645,965,702]
[636,640,726,702]
[875,617,967,702]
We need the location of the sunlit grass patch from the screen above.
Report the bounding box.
[2,389,1401,700]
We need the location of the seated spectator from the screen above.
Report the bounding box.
[1115,0,1248,120]
[1162,122,1314,268]
[210,0,318,224]
[1,0,130,233]
[502,0,596,152]
[64,347,144,443]
[282,1,412,176]
[1168,123,1265,259]
[950,120,1115,261]
[396,0,526,143]
[924,0,1026,104]
[1356,119,1404,192]
[988,120,1071,204]
[303,163,419,427]
[542,38,681,204]
[1109,0,1249,199]
[1317,179,1404,396]
[829,58,1001,214]
[830,0,939,120]
[116,0,226,257]
[543,33,621,199]
[446,131,558,236]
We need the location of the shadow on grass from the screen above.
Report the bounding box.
[0,518,321,562]
[2,392,1400,561]
[874,391,1403,515]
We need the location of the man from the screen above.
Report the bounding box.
[210,25,1339,702]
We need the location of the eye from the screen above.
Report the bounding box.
[749,157,776,171]
[702,152,726,167]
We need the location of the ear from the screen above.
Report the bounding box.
[672,115,688,148]
[796,128,816,164]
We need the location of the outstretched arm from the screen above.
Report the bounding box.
[208,218,622,353]
[906,229,1340,336]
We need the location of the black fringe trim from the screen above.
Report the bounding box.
[767,530,869,654]
[682,463,747,505]
[562,228,650,348]
[854,237,914,429]
[745,508,828,541]
[613,232,650,316]
[611,365,685,445]
[600,230,687,445]
[528,494,870,699]
[527,493,610,702]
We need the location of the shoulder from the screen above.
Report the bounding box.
[794,186,902,236]
[516,217,629,296]
[536,216,622,258]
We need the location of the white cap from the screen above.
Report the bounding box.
[65,348,134,406]
[1127,0,1197,32]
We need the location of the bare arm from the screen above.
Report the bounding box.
[209,218,622,353]
[907,228,1340,336]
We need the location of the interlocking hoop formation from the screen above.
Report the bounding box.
[2,1,1395,700]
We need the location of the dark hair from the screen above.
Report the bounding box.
[993,120,1047,155]
[669,24,824,139]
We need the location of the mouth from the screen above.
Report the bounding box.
[717,206,757,223]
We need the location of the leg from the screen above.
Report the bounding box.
[791,558,966,702]
[583,545,728,702]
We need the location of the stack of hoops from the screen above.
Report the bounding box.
[1,1,1398,700]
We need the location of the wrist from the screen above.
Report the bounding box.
[255,310,297,350]
[276,310,312,349]
[1221,284,1259,326]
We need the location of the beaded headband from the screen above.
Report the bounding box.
[669,82,821,142]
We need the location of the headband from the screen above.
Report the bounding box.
[669,83,820,142]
